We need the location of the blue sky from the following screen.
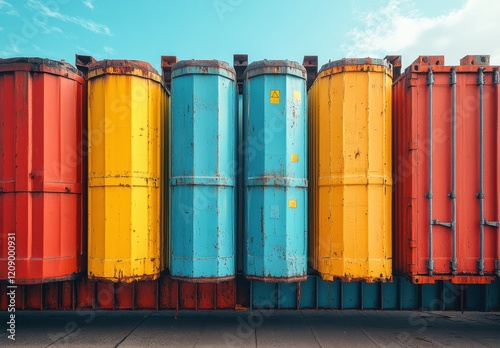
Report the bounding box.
[1,0,497,72]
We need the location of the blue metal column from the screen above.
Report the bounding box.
[170,60,237,282]
[242,60,308,282]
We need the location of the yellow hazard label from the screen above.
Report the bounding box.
[293,90,301,102]
[288,199,297,208]
[291,154,299,162]
[270,90,280,104]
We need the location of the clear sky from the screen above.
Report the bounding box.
[1,0,497,72]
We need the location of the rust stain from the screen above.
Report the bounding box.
[170,275,235,284]
[0,57,85,82]
[172,60,236,77]
[244,274,307,283]
[244,60,306,80]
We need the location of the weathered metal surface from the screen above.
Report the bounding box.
[459,55,490,66]
[0,57,86,284]
[308,57,393,282]
[161,55,178,91]
[87,59,168,282]
[1,275,499,311]
[87,59,162,81]
[75,54,96,77]
[233,54,248,94]
[244,59,306,79]
[243,60,308,282]
[393,55,500,284]
[302,55,318,91]
[170,60,237,282]
[384,55,402,79]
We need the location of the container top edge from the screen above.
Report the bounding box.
[0,57,83,78]
[319,57,390,72]
[244,59,306,78]
[171,60,236,78]
[87,59,161,79]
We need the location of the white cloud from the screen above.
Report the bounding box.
[0,0,19,16]
[83,0,94,10]
[0,43,21,57]
[76,46,92,55]
[104,46,115,55]
[27,0,112,36]
[344,0,500,66]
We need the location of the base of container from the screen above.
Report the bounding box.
[1,272,84,285]
[244,275,307,283]
[170,275,235,283]
[409,274,496,285]
[318,272,393,283]
[88,273,161,283]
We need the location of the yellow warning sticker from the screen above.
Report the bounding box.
[288,199,297,208]
[293,90,301,102]
[270,90,280,104]
[291,154,299,163]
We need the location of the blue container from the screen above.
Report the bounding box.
[243,60,308,282]
[170,60,237,282]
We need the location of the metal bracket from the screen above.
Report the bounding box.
[484,220,500,228]
[426,259,435,275]
[233,54,248,95]
[426,69,435,85]
[75,54,96,78]
[384,55,402,80]
[477,259,485,275]
[161,56,178,92]
[448,193,456,199]
[477,68,485,85]
[303,55,318,91]
[450,260,458,274]
[425,193,433,199]
[449,68,457,85]
[432,219,453,228]
[494,68,499,85]
[476,193,485,199]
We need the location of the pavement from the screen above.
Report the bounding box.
[0,310,499,347]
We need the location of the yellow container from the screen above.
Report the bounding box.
[308,58,392,282]
[87,60,168,282]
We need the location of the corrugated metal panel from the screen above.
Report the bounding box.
[87,60,167,282]
[308,58,393,282]
[243,60,308,282]
[170,60,237,282]
[1,276,499,311]
[0,57,86,283]
[393,55,500,284]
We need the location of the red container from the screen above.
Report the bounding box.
[393,55,500,284]
[0,57,86,284]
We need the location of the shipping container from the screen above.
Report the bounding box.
[243,60,308,282]
[0,57,86,283]
[393,55,500,284]
[170,60,237,282]
[87,59,168,282]
[308,58,393,282]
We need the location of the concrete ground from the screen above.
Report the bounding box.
[0,310,499,347]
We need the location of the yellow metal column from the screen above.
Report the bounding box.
[87,61,168,282]
[308,59,392,282]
